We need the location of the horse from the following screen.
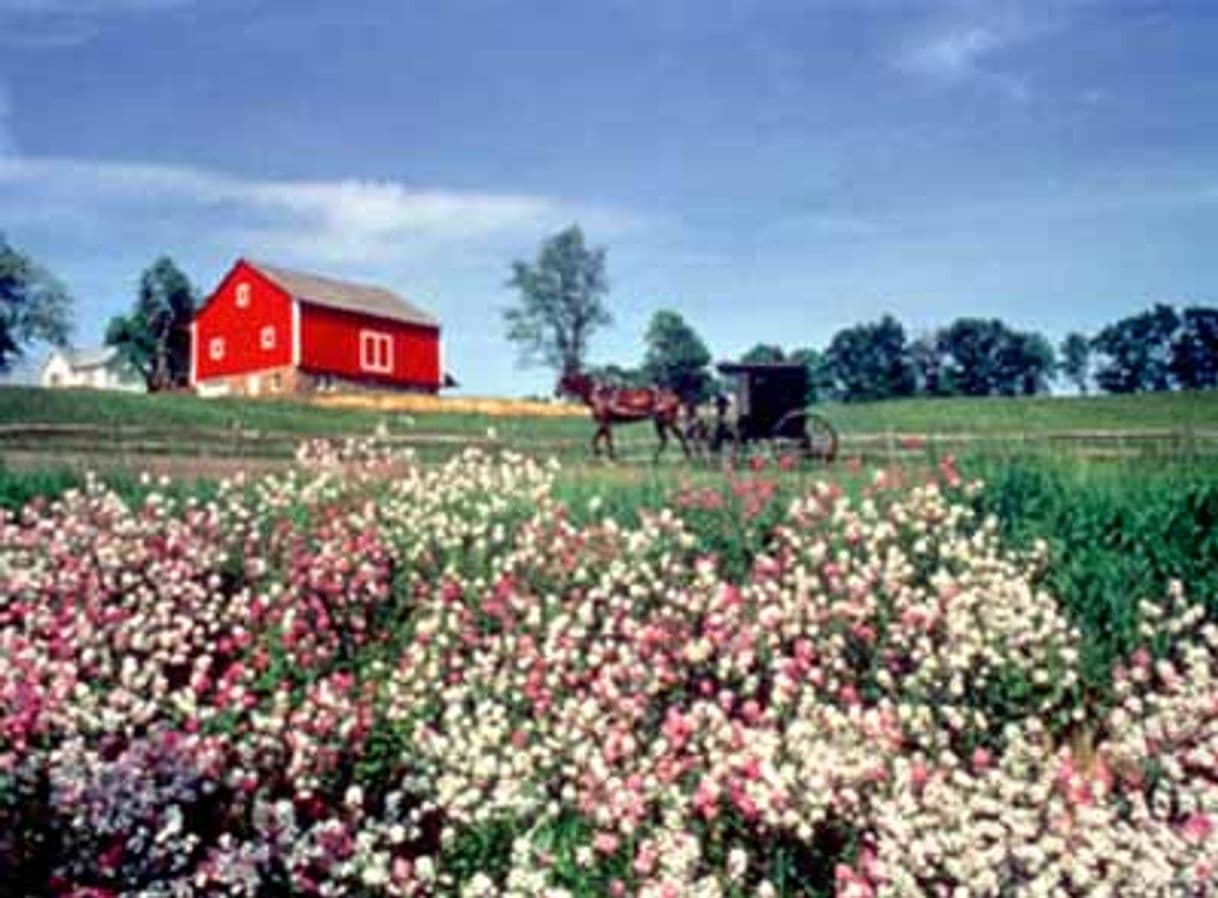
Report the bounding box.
[556,371,691,462]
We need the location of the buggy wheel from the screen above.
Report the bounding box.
[772,409,838,464]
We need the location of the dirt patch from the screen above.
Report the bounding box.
[1,450,293,480]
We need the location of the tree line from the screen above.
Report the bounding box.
[4,227,1218,404]
[505,226,1218,404]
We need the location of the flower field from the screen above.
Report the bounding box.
[1,443,1215,896]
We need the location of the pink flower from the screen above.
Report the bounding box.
[971,747,992,773]
[1182,813,1213,844]
[594,831,620,855]
[633,846,656,876]
[392,858,413,882]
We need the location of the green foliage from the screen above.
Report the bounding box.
[825,315,916,402]
[1004,330,1056,396]
[505,225,611,375]
[106,257,197,391]
[1170,306,1218,390]
[0,234,73,371]
[936,317,1055,397]
[1092,303,1180,394]
[0,465,83,511]
[1058,332,1092,393]
[642,309,713,402]
[740,344,785,365]
[965,455,1218,702]
[787,347,832,403]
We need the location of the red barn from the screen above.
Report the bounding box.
[190,259,444,396]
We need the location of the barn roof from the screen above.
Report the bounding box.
[249,261,439,328]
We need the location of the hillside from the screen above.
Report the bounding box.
[4,384,1218,433]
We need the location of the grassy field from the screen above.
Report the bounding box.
[828,388,1218,434]
[4,384,1218,439]
[4,384,1218,480]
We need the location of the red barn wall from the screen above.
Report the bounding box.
[299,303,441,391]
[193,261,294,382]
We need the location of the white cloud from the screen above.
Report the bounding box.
[903,24,1003,80]
[0,155,626,265]
[893,2,1081,101]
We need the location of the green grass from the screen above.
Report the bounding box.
[824,389,1218,435]
[0,385,580,439]
[5,385,1218,443]
[964,454,1218,690]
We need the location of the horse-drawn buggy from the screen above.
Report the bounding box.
[557,361,837,464]
[705,362,838,463]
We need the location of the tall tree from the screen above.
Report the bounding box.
[1001,331,1056,396]
[936,318,1054,396]
[641,309,713,402]
[825,315,916,402]
[936,318,1010,396]
[105,257,197,390]
[1170,306,1218,390]
[1092,304,1180,393]
[0,234,72,372]
[1058,332,1092,394]
[505,225,611,375]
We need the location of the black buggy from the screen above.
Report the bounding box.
[701,361,838,463]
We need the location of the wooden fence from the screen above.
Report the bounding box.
[3,422,1218,468]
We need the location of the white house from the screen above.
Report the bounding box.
[40,347,146,392]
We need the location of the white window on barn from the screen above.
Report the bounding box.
[209,337,226,361]
[261,325,276,351]
[360,330,393,374]
[236,282,251,309]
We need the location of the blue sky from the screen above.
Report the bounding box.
[3,0,1218,394]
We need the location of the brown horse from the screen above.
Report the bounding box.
[556,371,691,462]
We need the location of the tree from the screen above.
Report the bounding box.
[936,318,1054,396]
[1170,306,1218,390]
[1058,332,1092,394]
[105,257,197,390]
[936,318,1009,396]
[641,309,713,402]
[825,315,916,402]
[1001,331,1056,396]
[505,225,611,375]
[787,347,833,404]
[0,234,72,372]
[739,344,785,365]
[1092,304,1179,393]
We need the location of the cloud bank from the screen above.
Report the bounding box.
[0,154,622,267]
